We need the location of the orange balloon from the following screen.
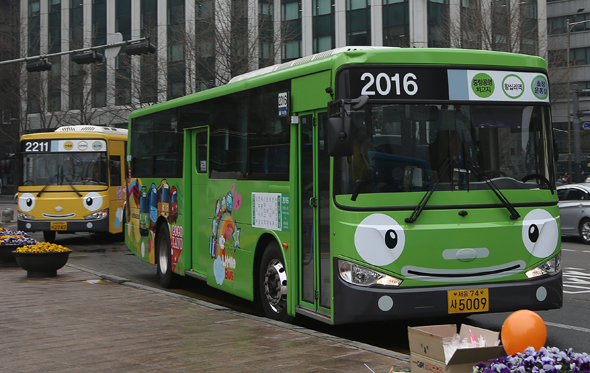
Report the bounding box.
[501,310,547,355]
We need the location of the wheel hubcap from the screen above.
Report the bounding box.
[264,259,287,313]
[158,236,168,274]
[582,222,590,242]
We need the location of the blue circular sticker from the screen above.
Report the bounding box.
[531,75,549,100]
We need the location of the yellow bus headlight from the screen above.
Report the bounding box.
[338,259,403,287]
[17,211,34,220]
[84,209,108,220]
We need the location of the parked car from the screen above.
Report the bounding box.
[557,183,590,244]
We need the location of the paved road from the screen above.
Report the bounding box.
[3,194,590,355]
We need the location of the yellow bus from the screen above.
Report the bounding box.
[17,126,127,242]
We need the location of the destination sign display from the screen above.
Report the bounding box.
[21,139,107,153]
[340,67,549,103]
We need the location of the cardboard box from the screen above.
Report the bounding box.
[408,324,503,373]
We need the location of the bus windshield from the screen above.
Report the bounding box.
[334,103,554,196]
[23,152,108,186]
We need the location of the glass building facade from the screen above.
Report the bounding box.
[20,0,547,129]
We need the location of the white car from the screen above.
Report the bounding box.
[557,183,590,244]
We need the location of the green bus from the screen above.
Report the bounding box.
[125,47,562,324]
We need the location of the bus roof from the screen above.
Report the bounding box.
[129,47,548,119]
[55,126,129,136]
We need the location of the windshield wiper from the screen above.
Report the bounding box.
[405,158,451,224]
[67,182,82,197]
[37,183,51,197]
[466,160,520,220]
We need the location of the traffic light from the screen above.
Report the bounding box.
[72,51,104,64]
[125,41,156,56]
[26,59,52,72]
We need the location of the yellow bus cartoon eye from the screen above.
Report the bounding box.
[19,193,36,212]
[83,192,103,211]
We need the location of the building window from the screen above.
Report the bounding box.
[93,0,107,108]
[48,56,61,112]
[549,12,590,35]
[427,0,448,48]
[313,0,335,53]
[141,0,158,103]
[116,0,132,105]
[282,0,302,61]
[70,0,83,50]
[48,0,61,54]
[28,0,40,56]
[383,0,409,48]
[346,0,370,46]
[259,0,275,67]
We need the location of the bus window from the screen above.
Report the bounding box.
[109,156,121,186]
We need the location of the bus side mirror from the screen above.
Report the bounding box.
[327,117,354,157]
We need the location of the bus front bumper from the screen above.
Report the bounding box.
[332,263,562,325]
[17,217,110,233]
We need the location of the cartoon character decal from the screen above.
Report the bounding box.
[114,185,125,229]
[353,209,559,282]
[210,184,242,285]
[169,186,178,224]
[126,178,182,270]
[354,213,406,266]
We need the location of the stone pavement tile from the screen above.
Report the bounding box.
[0,263,409,373]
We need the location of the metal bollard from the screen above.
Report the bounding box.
[2,208,14,223]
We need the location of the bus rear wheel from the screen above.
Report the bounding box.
[43,231,56,243]
[156,224,181,288]
[259,242,292,322]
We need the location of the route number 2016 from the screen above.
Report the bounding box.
[360,72,418,96]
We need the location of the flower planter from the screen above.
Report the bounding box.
[0,245,20,265]
[12,251,71,278]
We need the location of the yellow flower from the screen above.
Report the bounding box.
[15,242,71,253]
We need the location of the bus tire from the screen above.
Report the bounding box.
[156,224,181,288]
[259,241,293,323]
[43,231,56,243]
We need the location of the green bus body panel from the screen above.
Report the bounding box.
[291,71,332,112]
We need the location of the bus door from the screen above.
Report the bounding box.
[188,126,209,276]
[299,111,331,317]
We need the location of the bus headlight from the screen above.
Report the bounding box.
[84,209,108,220]
[338,259,403,287]
[17,211,34,220]
[525,253,561,279]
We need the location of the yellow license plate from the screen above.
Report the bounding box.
[448,288,489,314]
[50,222,67,231]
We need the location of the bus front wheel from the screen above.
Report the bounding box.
[156,224,181,288]
[259,242,293,322]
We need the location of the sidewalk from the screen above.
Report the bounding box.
[0,196,411,372]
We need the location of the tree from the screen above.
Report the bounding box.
[108,0,296,116]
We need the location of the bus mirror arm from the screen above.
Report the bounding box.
[350,95,369,111]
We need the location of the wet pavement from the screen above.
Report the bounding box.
[0,195,411,372]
